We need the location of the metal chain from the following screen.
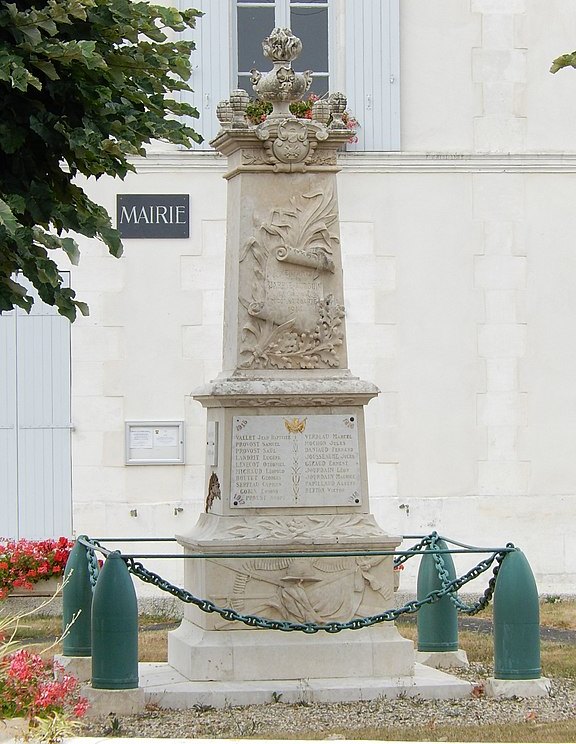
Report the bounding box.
[429,534,512,615]
[122,548,503,634]
[393,535,433,568]
[80,535,101,590]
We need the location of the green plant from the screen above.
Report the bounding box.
[33,710,84,743]
[0,537,73,598]
[104,713,123,736]
[544,594,562,604]
[245,93,359,143]
[0,591,88,739]
[193,702,215,713]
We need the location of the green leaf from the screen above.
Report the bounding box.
[61,237,80,265]
[37,19,58,35]
[19,25,42,45]
[9,63,42,91]
[550,52,576,74]
[31,59,60,80]
[0,199,18,235]
[75,300,90,316]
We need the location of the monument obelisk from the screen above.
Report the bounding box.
[169,28,414,693]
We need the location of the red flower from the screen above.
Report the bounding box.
[0,537,73,595]
[2,649,88,721]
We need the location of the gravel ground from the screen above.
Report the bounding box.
[79,665,576,740]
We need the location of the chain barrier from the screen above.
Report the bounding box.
[79,534,101,591]
[428,533,513,615]
[393,534,433,568]
[76,533,511,634]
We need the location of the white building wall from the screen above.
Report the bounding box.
[68,2,576,596]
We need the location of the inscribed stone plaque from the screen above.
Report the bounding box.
[262,260,322,333]
[230,414,361,508]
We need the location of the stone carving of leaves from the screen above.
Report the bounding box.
[239,188,345,369]
[242,294,344,369]
[224,515,385,540]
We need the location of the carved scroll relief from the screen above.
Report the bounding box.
[239,188,345,369]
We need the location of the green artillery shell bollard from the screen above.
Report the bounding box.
[62,538,93,657]
[493,548,541,680]
[417,540,459,652]
[91,551,139,689]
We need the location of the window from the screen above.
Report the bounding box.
[182,0,400,151]
[236,1,330,96]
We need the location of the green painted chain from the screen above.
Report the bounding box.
[123,549,506,634]
[428,534,512,615]
[393,535,433,567]
[82,535,101,590]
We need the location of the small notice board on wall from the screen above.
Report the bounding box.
[125,421,185,465]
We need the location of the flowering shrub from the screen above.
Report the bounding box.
[0,649,88,721]
[0,537,73,599]
[0,593,89,740]
[246,93,359,143]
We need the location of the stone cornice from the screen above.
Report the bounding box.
[339,151,576,174]
[128,150,576,174]
[192,376,380,408]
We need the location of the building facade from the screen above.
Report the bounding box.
[2,0,576,595]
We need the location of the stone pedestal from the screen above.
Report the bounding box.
[415,649,470,670]
[168,28,417,692]
[170,511,414,684]
[81,686,146,717]
[485,677,551,698]
[54,654,92,682]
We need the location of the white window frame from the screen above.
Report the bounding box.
[232,0,334,97]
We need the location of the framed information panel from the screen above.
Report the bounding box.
[125,421,185,465]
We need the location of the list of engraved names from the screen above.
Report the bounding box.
[231,414,361,508]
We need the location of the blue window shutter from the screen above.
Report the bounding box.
[16,297,72,538]
[0,278,72,539]
[345,0,400,152]
[183,0,231,148]
[0,311,18,537]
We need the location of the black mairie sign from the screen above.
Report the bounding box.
[117,194,189,239]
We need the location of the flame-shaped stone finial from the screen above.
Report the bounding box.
[250,28,312,118]
[262,27,302,63]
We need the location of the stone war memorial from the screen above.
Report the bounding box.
[166,28,471,703]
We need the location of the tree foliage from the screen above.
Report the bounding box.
[0,0,202,319]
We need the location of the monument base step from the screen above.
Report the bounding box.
[139,662,473,708]
[168,621,414,681]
